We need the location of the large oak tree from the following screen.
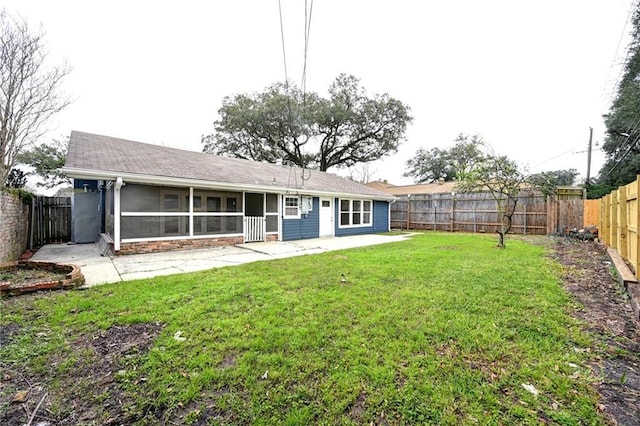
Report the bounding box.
[202,74,412,171]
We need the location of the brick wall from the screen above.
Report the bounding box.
[117,236,245,255]
[0,191,30,262]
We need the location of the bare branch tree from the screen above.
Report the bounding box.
[0,9,71,187]
[346,162,378,184]
[456,144,527,248]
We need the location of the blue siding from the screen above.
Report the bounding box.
[282,197,320,241]
[335,200,389,237]
[373,200,389,231]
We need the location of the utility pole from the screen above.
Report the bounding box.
[586,126,593,185]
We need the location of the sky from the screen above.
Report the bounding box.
[3,0,637,187]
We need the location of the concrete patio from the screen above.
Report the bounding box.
[30,233,414,287]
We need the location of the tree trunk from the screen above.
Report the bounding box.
[496,230,506,248]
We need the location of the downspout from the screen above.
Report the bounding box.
[100,180,106,233]
[114,177,124,252]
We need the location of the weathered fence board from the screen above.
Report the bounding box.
[29,196,72,248]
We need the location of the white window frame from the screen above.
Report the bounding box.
[283,195,301,219]
[338,199,373,228]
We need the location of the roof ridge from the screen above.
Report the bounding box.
[66,131,394,199]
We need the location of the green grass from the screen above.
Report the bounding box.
[1,233,603,425]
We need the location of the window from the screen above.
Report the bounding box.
[164,194,180,211]
[339,199,372,227]
[226,197,237,212]
[206,196,221,212]
[284,196,300,218]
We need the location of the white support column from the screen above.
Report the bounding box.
[263,193,267,241]
[242,191,246,243]
[278,194,283,241]
[189,187,194,237]
[114,177,124,251]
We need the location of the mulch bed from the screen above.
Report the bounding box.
[0,261,84,297]
[550,237,640,425]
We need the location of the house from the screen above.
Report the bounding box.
[62,131,395,255]
[366,179,456,196]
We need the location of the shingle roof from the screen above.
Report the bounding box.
[64,131,393,199]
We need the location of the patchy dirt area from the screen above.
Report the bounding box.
[0,266,67,286]
[550,237,640,426]
[0,237,639,425]
[0,320,163,425]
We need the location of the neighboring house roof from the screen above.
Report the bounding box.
[63,131,394,200]
[367,180,585,198]
[366,180,456,196]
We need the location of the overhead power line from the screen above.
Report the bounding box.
[531,148,577,169]
[599,135,640,180]
[604,0,638,103]
[278,0,289,85]
[301,0,314,98]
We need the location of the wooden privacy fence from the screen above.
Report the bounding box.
[390,187,584,236]
[583,199,600,227]
[598,176,640,275]
[29,196,71,248]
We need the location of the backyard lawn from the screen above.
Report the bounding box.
[1,233,606,425]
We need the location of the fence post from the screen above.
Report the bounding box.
[433,205,437,231]
[636,176,640,276]
[546,195,556,234]
[450,192,456,232]
[29,197,35,250]
[38,197,44,247]
[610,190,618,250]
[603,194,611,246]
[406,195,411,230]
[523,203,527,235]
[618,186,628,260]
[473,204,477,233]
[598,198,603,242]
